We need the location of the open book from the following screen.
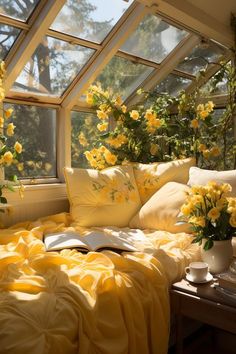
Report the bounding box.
[44,229,147,252]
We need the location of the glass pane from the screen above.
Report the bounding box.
[154,74,192,96]
[92,56,153,100]
[71,111,106,168]
[121,14,188,63]
[13,36,95,96]
[0,24,20,60]
[200,69,228,95]
[0,0,40,22]
[177,41,227,75]
[4,104,57,179]
[51,0,133,44]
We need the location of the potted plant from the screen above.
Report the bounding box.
[181,181,236,273]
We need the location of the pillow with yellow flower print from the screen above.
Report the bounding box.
[129,182,191,233]
[64,165,141,227]
[188,167,236,197]
[133,157,195,204]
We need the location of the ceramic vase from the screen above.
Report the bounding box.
[201,239,233,274]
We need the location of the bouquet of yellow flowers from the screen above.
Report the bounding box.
[181,181,236,250]
[0,61,23,209]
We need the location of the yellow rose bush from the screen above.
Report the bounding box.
[181,181,236,250]
[84,83,167,169]
[0,61,23,209]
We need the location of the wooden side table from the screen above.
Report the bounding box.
[170,278,236,354]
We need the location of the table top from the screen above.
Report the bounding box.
[172,277,236,308]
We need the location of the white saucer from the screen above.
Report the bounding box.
[186,272,213,284]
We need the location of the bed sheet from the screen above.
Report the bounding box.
[0,213,200,354]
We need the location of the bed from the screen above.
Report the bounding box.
[0,212,200,354]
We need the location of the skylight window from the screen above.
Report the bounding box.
[51,0,133,44]
[154,74,192,96]
[177,40,226,75]
[0,0,40,22]
[92,56,154,100]
[0,24,20,60]
[13,36,95,97]
[120,14,188,63]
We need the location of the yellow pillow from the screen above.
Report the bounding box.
[133,157,195,204]
[64,165,141,227]
[129,182,191,233]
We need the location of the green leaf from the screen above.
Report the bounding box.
[203,239,214,251]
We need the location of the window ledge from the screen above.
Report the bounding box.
[4,183,67,205]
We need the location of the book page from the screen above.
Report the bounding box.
[44,231,89,251]
[83,231,139,252]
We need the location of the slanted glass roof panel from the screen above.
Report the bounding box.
[13,36,95,97]
[177,41,226,75]
[0,24,20,60]
[0,0,40,22]
[154,74,192,96]
[200,71,227,95]
[51,0,133,44]
[120,14,188,63]
[93,56,153,100]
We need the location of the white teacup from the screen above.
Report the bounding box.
[185,262,209,282]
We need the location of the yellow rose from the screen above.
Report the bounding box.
[96,110,108,120]
[129,110,139,120]
[210,146,220,157]
[205,101,214,112]
[189,216,206,227]
[86,93,93,105]
[228,198,236,209]
[207,207,221,221]
[4,108,13,119]
[190,118,199,129]
[229,213,236,228]
[78,132,88,147]
[181,203,194,216]
[6,122,15,136]
[114,96,122,106]
[203,149,210,159]
[3,151,13,165]
[104,151,117,165]
[199,110,209,120]
[14,141,22,154]
[221,183,232,194]
[121,105,127,113]
[97,122,108,132]
[196,104,204,112]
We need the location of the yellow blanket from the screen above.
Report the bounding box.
[0,213,200,354]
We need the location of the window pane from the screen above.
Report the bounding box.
[154,74,192,96]
[177,41,226,75]
[200,70,228,95]
[51,0,133,44]
[4,104,57,179]
[13,36,95,97]
[92,56,153,100]
[0,24,20,60]
[0,0,40,21]
[71,111,104,168]
[121,14,188,63]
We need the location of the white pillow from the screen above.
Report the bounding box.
[188,167,236,196]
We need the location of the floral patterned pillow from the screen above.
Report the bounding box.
[64,165,141,227]
[133,158,195,204]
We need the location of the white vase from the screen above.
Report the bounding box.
[201,239,233,274]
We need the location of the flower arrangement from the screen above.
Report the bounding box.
[181,181,236,250]
[0,61,23,209]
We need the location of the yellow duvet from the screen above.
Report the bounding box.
[0,213,200,354]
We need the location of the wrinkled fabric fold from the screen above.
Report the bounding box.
[0,213,200,354]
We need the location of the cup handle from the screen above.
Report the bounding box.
[185,267,190,274]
